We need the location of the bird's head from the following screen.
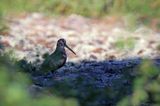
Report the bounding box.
[57,38,76,55]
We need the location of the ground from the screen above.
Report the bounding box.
[0,13,160,62]
[0,13,160,106]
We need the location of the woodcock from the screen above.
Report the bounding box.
[40,38,76,74]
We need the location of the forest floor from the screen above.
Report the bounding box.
[0,13,160,62]
[0,13,160,105]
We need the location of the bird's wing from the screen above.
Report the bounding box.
[49,57,65,69]
[40,52,66,73]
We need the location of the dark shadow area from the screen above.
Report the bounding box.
[18,57,160,106]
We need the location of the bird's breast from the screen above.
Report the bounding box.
[62,53,67,58]
[58,57,66,68]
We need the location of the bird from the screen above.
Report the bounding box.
[40,38,76,74]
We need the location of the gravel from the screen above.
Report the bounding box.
[0,13,160,62]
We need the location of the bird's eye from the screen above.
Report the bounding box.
[60,41,65,46]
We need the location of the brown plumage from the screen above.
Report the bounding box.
[40,38,76,74]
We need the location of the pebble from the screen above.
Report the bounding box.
[0,13,160,62]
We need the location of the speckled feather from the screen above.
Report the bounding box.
[40,38,75,74]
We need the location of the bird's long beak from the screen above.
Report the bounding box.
[65,44,76,55]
